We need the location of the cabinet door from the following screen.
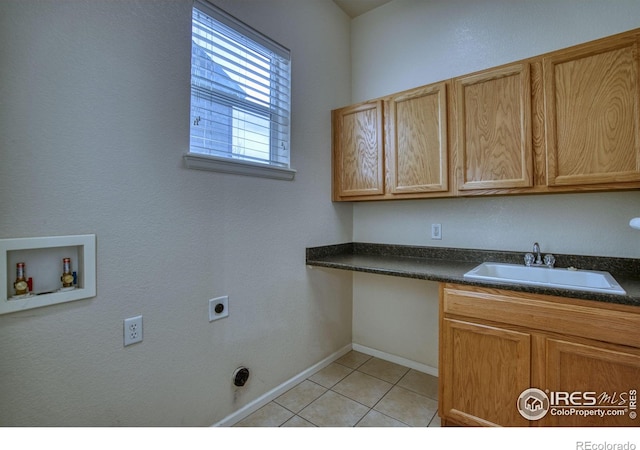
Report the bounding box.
[440,318,532,426]
[332,101,384,199]
[540,337,640,427]
[386,82,449,194]
[544,33,640,186]
[454,64,533,190]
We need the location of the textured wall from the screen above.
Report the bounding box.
[0,0,352,426]
[350,0,640,369]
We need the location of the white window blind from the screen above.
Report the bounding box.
[187,0,294,180]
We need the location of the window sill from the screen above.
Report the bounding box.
[183,153,296,181]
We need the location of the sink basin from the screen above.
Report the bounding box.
[463,262,626,295]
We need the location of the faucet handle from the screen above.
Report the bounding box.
[524,253,535,267]
[544,254,556,268]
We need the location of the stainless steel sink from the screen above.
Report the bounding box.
[463,262,626,295]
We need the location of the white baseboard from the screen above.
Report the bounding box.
[351,343,438,377]
[211,343,353,427]
[211,343,438,427]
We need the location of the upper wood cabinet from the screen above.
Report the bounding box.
[332,100,385,199]
[332,82,450,201]
[453,63,534,191]
[543,32,640,187]
[385,82,449,195]
[332,28,640,201]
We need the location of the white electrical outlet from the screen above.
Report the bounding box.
[431,223,442,240]
[124,315,143,346]
[209,296,229,322]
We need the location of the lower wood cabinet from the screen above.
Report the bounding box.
[439,283,640,427]
[541,337,640,427]
[440,318,531,426]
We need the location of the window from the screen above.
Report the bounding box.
[185,0,295,180]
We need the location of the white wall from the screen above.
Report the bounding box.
[0,0,352,426]
[350,0,640,370]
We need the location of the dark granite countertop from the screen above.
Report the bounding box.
[306,242,640,307]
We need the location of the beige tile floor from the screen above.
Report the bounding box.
[234,351,441,427]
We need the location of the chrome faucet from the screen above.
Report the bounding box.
[524,242,555,268]
[532,242,542,265]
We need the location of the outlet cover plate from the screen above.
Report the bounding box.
[124,315,143,346]
[209,296,229,322]
[431,223,442,240]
